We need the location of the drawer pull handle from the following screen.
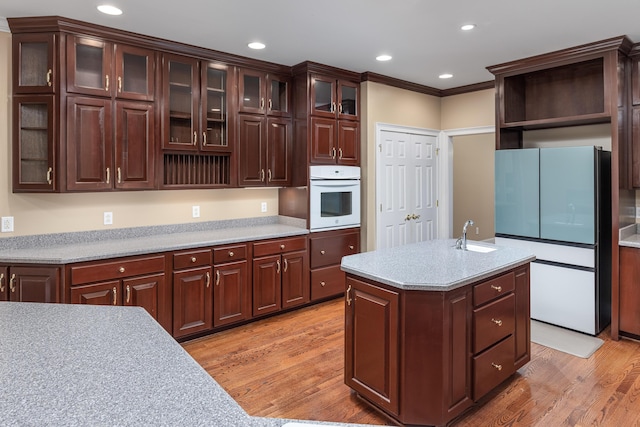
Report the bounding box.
[346,285,352,305]
[348,245,355,250]
[490,285,502,292]
[491,318,503,327]
[491,362,503,371]
[280,244,285,250]
[228,251,234,257]
[119,267,125,273]
[112,287,117,305]
[320,250,326,255]
[320,281,326,287]
[191,257,197,263]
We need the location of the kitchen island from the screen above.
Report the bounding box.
[341,239,535,427]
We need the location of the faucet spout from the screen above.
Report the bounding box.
[461,219,474,250]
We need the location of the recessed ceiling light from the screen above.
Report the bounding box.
[461,24,476,31]
[97,5,123,15]
[248,42,266,50]
[376,54,392,62]
[439,73,453,79]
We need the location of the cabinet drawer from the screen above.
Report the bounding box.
[473,293,515,353]
[71,255,165,285]
[311,265,345,300]
[310,231,359,269]
[253,236,307,257]
[473,335,515,400]
[473,271,515,307]
[173,249,212,270]
[213,244,247,264]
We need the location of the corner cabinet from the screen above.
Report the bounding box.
[344,264,531,427]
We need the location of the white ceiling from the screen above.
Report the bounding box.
[2,0,640,90]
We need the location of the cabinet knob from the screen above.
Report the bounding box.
[228,251,234,257]
[320,250,326,255]
[348,245,354,250]
[491,318,503,327]
[191,257,197,263]
[320,281,326,287]
[490,284,502,292]
[119,267,125,273]
[280,244,285,250]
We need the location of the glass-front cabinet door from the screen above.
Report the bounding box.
[66,35,113,97]
[114,44,155,101]
[238,69,264,114]
[338,81,358,119]
[13,33,56,94]
[267,75,290,117]
[311,75,336,118]
[201,63,230,151]
[13,96,56,191]
[163,54,199,150]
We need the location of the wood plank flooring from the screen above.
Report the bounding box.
[182,298,640,426]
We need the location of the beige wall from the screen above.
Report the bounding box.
[441,89,495,130]
[0,32,278,238]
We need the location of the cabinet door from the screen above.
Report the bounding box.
[238,69,265,114]
[238,114,266,186]
[13,95,56,191]
[310,74,337,118]
[213,260,250,327]
[266,117,292,186]
[310,116,336,164]
[337,80,359,119]
[66,35,113,97]
[337,120,359,165]
[201,62,232,151]
[123,273,163,320]
[252,255,281,316]
[66,96,113,191]
[632,107,640,188]
[173,266,213,338]
[281,249,309,309]
[70,280,121,306]
[114,44,155,101]
[267,74,291,117]
[345,276,399,415]
[514,265,531,369]
[7,266,60,303]
[162,54,200,150]
[0,267,8,301]
[114,101,155,190]
[13,33,56,94]
[619,247,640,336]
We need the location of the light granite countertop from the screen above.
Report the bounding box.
[619,223,640,248]
[0,216,309,264]
[341,239,536,291]
[0,301,386,427]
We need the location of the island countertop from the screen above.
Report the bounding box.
[0,301,385,427]
[341,239,536,291]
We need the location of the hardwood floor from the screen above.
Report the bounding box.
[182,298,640,426]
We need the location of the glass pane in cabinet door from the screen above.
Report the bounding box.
[205,67,227,147]
[314,80,332,112]
[75,44,105,90]
[270,79,288,113]
[168,61,194,144]
[20,42,50,87]
[340,85,357,116]
[19,102,50,184]
[242,74,261,109]
[122,52,148,95]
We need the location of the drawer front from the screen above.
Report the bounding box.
[473,335,515,400]
[311,265,346,300]
[253,236,307,257]
[473,271,515,307]
[173,249,212,270]
[71,255,165,285]
[213,244,247,264]
[310,232,359,269]
[473,293,515,353]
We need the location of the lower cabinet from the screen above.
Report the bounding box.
[172,249,213,339]
[212,244,251,327]
[69,255,165,320]
[619,247,640,337]
[309,227,359,301]
[0,265,60,302]
[344,263,530,427]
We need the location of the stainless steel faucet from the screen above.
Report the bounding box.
[456,219,474,250]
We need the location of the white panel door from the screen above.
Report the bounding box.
[377,130,437,249]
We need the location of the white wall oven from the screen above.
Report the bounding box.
[309,166,361,231]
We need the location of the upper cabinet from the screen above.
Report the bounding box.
[13,33,57,94]
[310,74,358,120]
[238,68,291,117]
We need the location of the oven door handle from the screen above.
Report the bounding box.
[310,180,360,188]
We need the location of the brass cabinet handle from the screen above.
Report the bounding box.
[117,76,122,93]
[268,99,272,111]
[46,69,53,87]
[0,273,4,293]
[283,259,288,273]
[260,169,265,182]
[267,169,272,182]
[193,132,197,146]
[119,267,125,273]
[206,271,211,288]
[46,167,53,185]
[215,270,220,286]
[491,362,503,371]
[490,284,502,292]
[331,147,337,159]
[202,131,207,146]
[9,274,16,293]
[339,103,343,114]
[331,102,336,113]
[191,257,197,263]
[117,167,122,184]
[106,167,110,184]
[112,286,117,305]
[126,284,131,304]
[320,250,325,255]
[260,98,265,109]
[276,259,281,274]
[346,284,352,306]
[105,75,109,92]
[320,281,326,287]
[491,318,503,327]
[228,251,234,257]
[348,245,355,250]
[338,148,343,159]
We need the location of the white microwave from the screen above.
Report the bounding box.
[309,166,361,231]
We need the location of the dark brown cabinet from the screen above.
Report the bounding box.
[13,33,56,94]
[252,236,309,317]
[309,227,359,301]
[238,69,291,117]
[172,249,213,339]
[212,244,251,327]
[619,247,640,337]
[344,264,530,427]
[0,265,60,303]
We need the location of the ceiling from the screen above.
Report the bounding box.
[2,0,640,90]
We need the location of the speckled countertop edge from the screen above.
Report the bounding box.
[341,239,536,291]
[0,216,309,264]
[619,223,640,248]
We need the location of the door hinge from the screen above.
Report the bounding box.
[380,203,382,212]
[436,200,439,207]
[378,144,382,152]
[436,148,440,155]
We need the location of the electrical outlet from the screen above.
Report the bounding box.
[475,227,480,235]
[261,202,267,213]
[1,216,14,232]
[192,205,200,218]
[103,212,113,225]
